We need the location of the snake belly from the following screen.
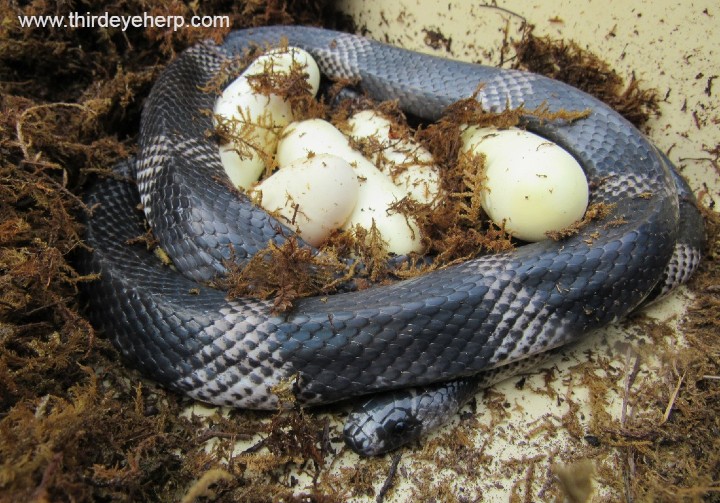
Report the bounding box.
[81,26,699,422]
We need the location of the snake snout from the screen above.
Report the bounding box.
[344,404,424,456]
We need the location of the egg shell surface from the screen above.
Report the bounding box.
[462,127,589,242]
[250,154,359,247]
[347,110,441,205]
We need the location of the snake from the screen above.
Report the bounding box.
[79,26,705,456]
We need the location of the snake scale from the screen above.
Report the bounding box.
[79,26,704,455]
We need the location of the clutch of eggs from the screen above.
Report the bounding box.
[214,47,589,254]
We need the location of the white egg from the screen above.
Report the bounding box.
[243,47,321,96]
[213,47,320,189]
[249,154,359,247]
[278,119,425,254]
[461,126,589,242]
[277,118,366,166]
[347,110,441,205]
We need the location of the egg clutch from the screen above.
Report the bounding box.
[213,46,590,257]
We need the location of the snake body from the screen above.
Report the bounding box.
[80,26,704,454]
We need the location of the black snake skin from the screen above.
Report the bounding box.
[79,26,704,455]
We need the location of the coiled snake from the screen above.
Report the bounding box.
[80,26,704,455]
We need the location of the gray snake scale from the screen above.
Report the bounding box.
[80,26,704,455]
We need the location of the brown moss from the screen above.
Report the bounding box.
[514,26,660,129]
[545,202,615,241]
[214,237,351,313]
[341,222,396,283]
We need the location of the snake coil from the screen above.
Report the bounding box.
[80,26,704,455]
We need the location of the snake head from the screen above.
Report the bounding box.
[343,395,424,456]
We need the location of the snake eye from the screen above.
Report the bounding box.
[392,421,408,435]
